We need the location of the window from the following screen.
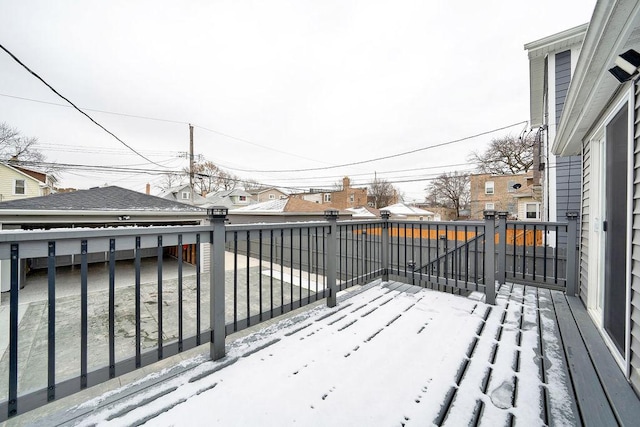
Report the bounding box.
[485,203,495,210]
[525,203,540,219]
[269,194,275,200]
[14,179,25,195]
[181,191,190,200]
[485,181,494,194]
[349,194,355,203]
[239,196,247,202]
[280,195,287,199]
[507,180,516,193]
[507,203,516,214]
[324,194,331,202]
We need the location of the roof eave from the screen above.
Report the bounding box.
[554,0,640,156]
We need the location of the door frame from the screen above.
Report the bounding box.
[585,89,633,375]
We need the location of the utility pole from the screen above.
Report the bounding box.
[189,124,194,203]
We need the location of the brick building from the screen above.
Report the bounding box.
[469,173,541,220]
[291,177,367,210]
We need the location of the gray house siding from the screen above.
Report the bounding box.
[631,82,640,391]
[580,139,590,301]
[555,50,581,243]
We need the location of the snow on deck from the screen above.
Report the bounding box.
[68,281,576,426]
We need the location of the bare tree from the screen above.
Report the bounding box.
[242,179,267,192]
[468,134,535,174]
[1,122,59,182]
[369,177,398,208]
[189,160,239,195]
[425,172,470,218]
[157,172,185,191]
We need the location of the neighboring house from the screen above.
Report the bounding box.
[0,186,207,291]
[345,206,381,219]
[548,0,640,394]
[229,197,352,224]
[525,24,587,223]
[469,173,540,220]
[0,162,55,202]
[291,177,367,210]
[248,187,288,202]
[204,188,254,210]
[379,203,436,221]
[157,184,207,206]
[413,205,458,221]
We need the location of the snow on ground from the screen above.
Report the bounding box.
[73,281,575,426]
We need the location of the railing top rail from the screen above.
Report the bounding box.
[0,224,212,243]
[506,220,569,227]
[226,220,331,232]
[388,219,485,227]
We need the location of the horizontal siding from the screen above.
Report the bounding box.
[581,140,591,301]
[631,81,640,393]
[556,50,572,127]
[0,166,42,202]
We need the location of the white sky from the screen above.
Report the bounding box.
[76,282,577,426]
[0,0,596,202]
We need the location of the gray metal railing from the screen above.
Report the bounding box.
[0,209,578,420]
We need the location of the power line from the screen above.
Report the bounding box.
[0,93,188,125]
[0,43,170,169]
[217,121,529,174]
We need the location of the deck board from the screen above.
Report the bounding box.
[550,290,618,426]
[565,295,640,426]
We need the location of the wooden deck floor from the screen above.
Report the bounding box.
[5,281,640,426]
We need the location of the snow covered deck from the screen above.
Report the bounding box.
[19,279,639,426]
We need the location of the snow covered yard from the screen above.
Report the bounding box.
[51,281,577,426]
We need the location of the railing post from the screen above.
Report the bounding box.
[208,207,228,361]
[325,210,339,307]
[484,210,496,305]
[497,211,508,286]
[566,212,579,296]
[381,210,390,281]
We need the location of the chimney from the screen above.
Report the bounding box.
[343,176,350,190]
[146,183,151,195]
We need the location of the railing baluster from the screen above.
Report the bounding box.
[259,230,263,322]
[8,244,19,418]
[290,228,294,310]
[135,237,141,367]
[81,240,89,387]
[233,232,238,331]
[246,231,250,326]
[47,241,56,401]
[178,235,183,352]
[522,224,527,279]
[299,228,302,303]
[109,239,116,377]
[307,228,311,304]
[270,229,274,317]
[196,234,201,345]
[157,236,163,360]
[280,229,284,313]
[543,225,548,283]
[532,225,537,281]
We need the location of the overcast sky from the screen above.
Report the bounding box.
[0,0,596,202]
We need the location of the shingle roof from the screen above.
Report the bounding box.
[0,186,206,212]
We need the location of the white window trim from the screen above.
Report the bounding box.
[14,179,26,195]
[181,191,190,200]
[485,181,494,195]
[524,202,540,219]
[484,202,495,210]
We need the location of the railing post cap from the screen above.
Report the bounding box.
[566,211,579,219]
[324,209,339,220]
[380,210,391,219]
[497,211,509,218]
[207,206,229,219]
[483,210,497,219]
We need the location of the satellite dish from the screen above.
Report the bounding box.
[512,183,522,190]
